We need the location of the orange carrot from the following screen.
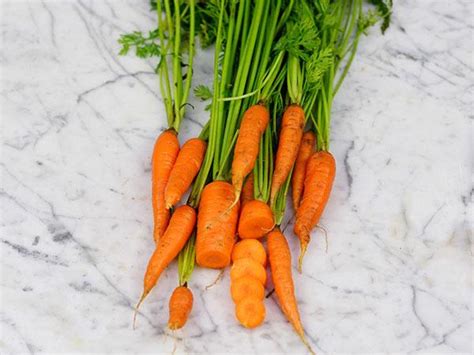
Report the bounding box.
[292,131,316,210]
[270,105,305,204]
[294,151,335,271]
[231,239,267,267]
[196,181,239,268]
[267,228,313,353]
[230,257,267,284]
[237,200,274,239]
[240,173,255,208]
[152,129,180,242]
[235,297,266,329]
[168,285,193,330]
[230,276,265,303]
[133,205,196,326]
[231,104,270,202]
[165,138,207,209]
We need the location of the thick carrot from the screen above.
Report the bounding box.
[230,276,265,303]
[231,104,270,202]
[294,151,335,271]
[235,297,266,329]
[165,138,207,209]
[267,228,313,353]
[196,181,239,268]
[152,129,180,242]
[168,285,193,330]
[270,105,305,204]
[238,200,274,239]
[292,131,316,210]
[133,205,196,326]
[230,257,267,284]
[240,173,255,208]
[231,239,267,267]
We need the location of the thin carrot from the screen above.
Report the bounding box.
[231,104,270,203]
[152,129,180,242]
[230,276,265,303]
[230,257,267,285]
[238,200,274,239]
[235,297,266,329]
[270,104,305,205]
[292,131,316,210]
[168,285,193,330]
[267,227,314,354]
[165,138,207,209]
[231,239,267,267]
[294,151,335,271]
[133,205,196,327]
[196,181,239,268]
[240,173,255,208]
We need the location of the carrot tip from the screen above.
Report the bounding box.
[299,333,316,355]
[132,291,149,330]
[298,244,308,273]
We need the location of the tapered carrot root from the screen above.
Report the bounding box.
[196,181,239,268]
[270,105,305,205]
[165,138,207,209]
[238,200,274,239]
[231,104,270,203]
[240,174,255,208]
[152,129,180,242]
[168,285,193,330]
[232,239,267,267]
[292,131,316,210]
[267,228,314,354]
[294,151,335,272]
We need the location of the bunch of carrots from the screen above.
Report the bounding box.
[120,0,391,351]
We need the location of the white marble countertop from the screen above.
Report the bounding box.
[1,0,472,354]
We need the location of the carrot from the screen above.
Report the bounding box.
[235,297,266,329]
[151,129,180,242]
[165,138,207,209]
[240,173,255,208]
[237,200,274,239]
[292,131,316,210]
[230,276,265,303]
[231,104,270,203]
[270,104,305,205]
[196,181,239,268]
[267,228,313,353]
[230,257,267,285]
[231,239,267,267]
[294,151,335,271]
[168,285,193,330]
[133,205,196,326]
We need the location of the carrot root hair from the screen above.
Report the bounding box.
[205,269,225,290]
[132,290,149,330]
[297,241,308,274]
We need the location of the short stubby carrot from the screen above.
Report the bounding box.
[294,151,335,271]
[231,239,267,267]
[267,228,313,353]
[235,297,266,329]
[230,276,265,303]
[231,104,269,202]
[240,173,255,208]
[238,200,274,239]
[196,181,239,269]
[292,131,316,210]
[168,285,193,330]
[270,104,305,204]
[165,138,207,209]
[134,205,196,326]
[230,257,267,284]
[152,129,180,243]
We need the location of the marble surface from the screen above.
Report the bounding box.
[1,0,472,354]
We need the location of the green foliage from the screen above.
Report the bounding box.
[194,84,213,101]
[368,0,392,34]
[118,30,161,58]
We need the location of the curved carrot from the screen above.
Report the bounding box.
[230,276,265,303]
[240,173,255,208]
[294,151,335,271]
[270,105,305,204]
[152,129,180,242]
[230,257,267,284]
[238,200,274,239]
[168,285,193,330]
[196,181,239,268]
[133,205,196,326]
[231,239,267,267]
[292,131,316,210]
[165,138,207,209]
[267,228,313,354]
[231,104,269,203]
[235,297,266,329]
